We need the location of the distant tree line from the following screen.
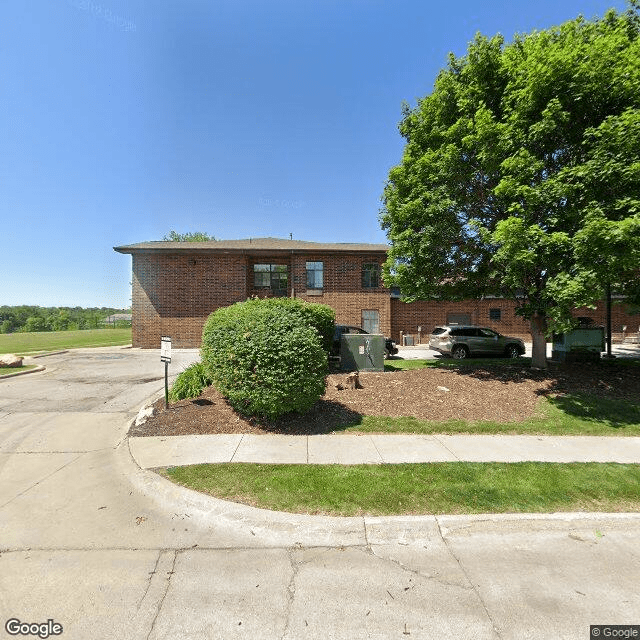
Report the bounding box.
[0,306,132,334]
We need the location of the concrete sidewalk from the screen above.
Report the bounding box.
[129,433,640,469]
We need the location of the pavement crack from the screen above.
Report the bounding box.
[432,435,461,461]
[145,550,177,640]
[138,551,162,610]
[0,453,86,510]
[368,435,384,462]
[435,517,503,639]
[367,545,472,592]
[229,434,244,462]
[280,548,301,640]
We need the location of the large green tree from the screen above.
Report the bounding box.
[381,3,640,368]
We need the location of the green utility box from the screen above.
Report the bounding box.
[552,328,605,363]
[340,334,385,372]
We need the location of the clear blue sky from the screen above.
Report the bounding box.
[1,0,627,308]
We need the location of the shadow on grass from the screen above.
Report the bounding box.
[546,393,640,428]
[385,355,534,374]
[387,356,640,430]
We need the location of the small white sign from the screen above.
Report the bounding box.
[161,336,172,362]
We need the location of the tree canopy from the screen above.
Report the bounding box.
[162,230,216,242]
[380,3,640,367]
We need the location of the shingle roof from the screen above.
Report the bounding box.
[114,237,389,254]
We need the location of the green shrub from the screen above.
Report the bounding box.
[251,297,336,353]
[201,298,332,419]
[169,361,213,401]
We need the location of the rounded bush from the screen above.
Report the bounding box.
[201,298,332,419]
[169,361,212,401]
[251,297,336,353]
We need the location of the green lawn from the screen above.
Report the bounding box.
[345,395,640,437]
[162,462,640,516]
[0,328,132,355]
[385,357,640,372]
[385,357,532,371]
[0,364,38,376]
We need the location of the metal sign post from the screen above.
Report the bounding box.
[160,336,172,409]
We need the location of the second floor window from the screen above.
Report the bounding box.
[306,261,323,289]
[362,263,380,288]
[254,264,288,295]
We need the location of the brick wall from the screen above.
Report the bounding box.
[292,254,391,336]
[130,251,639,348]
[132,253,247,348]
[391,298,639,343]
[244,254,392,334]
[572,301,639,334]
[392,299,530,343]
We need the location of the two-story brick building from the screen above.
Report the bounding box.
[114,237,637,348]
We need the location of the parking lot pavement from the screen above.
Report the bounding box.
[396,342,640,360]
[2,346,640,639]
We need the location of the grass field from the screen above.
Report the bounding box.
[163,461,640,516]
[0,328,132,354]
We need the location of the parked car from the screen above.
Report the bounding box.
[429,325,525,359]
[332,325,399,359]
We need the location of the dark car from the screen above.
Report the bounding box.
[332,325,398,359]
[429,325,525,359]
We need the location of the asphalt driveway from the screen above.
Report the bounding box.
[0,347,638,639]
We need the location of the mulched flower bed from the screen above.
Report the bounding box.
[129,361,639,437]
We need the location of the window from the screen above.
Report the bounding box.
[447,313,471,326]
[253,264,288,295]
[306,261,323,289]
[452,327,478,337]
[362,310,380,334]
[362,263,380,288]
[489,308,502,321]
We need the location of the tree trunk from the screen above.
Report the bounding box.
[530,312,548,369]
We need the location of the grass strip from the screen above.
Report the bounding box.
[385,357,640,371]
[0,328,132,354]
[384,357,532,371]
[162,462,640,516]
[346,395,640,436]
[0,365,38,376]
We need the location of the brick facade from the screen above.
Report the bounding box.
[116,239,639,349]
[132,252,247,348]
[391,298,531,343]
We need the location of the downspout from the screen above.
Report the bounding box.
[290,248,295,298]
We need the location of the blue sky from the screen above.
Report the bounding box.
[1,0,627,308]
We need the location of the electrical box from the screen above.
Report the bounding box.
[340,334,385,372]
[552,328,604,363]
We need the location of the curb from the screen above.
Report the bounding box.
[123,396,640,545]
[0,365,46,380]
[29,350,69,358]
[121,438,640,546]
